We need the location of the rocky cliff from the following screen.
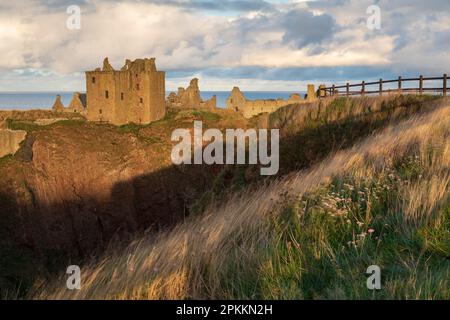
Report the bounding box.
[0,109,246,293]
[0,129,27,158]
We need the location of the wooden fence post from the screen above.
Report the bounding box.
[361,81,365,96]
[379,79,383,96]
[444,74,447,96]
[419,75,423,95]
[398,76,402,95]
[332,84,335,96]
[346,83,349,97]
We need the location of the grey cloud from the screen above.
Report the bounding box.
[14,0,274,13]
[100,0,274,12]
[169,65,397,83]
[225,7,337,49]
[2,0,450,91]
[281,9,336,48]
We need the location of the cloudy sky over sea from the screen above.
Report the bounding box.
[0,0,449,92]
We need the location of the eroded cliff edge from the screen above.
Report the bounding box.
[0,109,247,293]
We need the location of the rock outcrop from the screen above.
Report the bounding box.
[0,129,27,158]
[166,78,216,110]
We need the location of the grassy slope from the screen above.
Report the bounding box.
[31,100,449,300]
[193,95,443,211]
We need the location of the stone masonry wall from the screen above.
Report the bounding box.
[226,86,317,118]
[86,58,166,125]
[166,78,216,110]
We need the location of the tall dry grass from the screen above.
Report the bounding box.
[31,103,450,300]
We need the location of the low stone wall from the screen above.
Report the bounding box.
[242,99,289,118]
[226,87,317,118]
[0,129,27,158]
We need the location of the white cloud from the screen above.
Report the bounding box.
[0,0,449,91]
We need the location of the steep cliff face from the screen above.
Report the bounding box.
[0,111,245,292]
[1,96,443,296]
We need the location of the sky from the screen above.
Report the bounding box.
[0,0,449,92]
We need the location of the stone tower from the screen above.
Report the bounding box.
[85,57,166,125]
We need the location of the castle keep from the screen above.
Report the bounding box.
[85,57,165,125]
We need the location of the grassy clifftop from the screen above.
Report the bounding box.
[29,98,449,300]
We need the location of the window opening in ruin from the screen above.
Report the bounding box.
[121,93,124,100]
[105,90,109,98]
[92,77,96,84]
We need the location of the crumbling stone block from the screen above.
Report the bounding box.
[166,78,216,110]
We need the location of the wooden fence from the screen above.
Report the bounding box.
[321,74,448,97]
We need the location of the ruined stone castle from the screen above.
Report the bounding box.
[166,78,216,110]
[226,84,318,118]
[52,57,165,124]
[52,92,87,114]
[49,56,323,124]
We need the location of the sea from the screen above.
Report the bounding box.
[0,91,306,110]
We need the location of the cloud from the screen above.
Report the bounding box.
[281,9,336,48]
[0,0,449,91]
[149,0,274,12]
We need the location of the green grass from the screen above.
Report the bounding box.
[115,123,163,145]
[28,102,450,300]
[0,154,13,167]
[256,156,449,299]
[51,119,86,127]
[6,119,86,132]
[191,110,221,122]
[6,120,41,133]
[116,123,143,135]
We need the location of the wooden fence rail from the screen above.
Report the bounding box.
[321,74,449,98]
